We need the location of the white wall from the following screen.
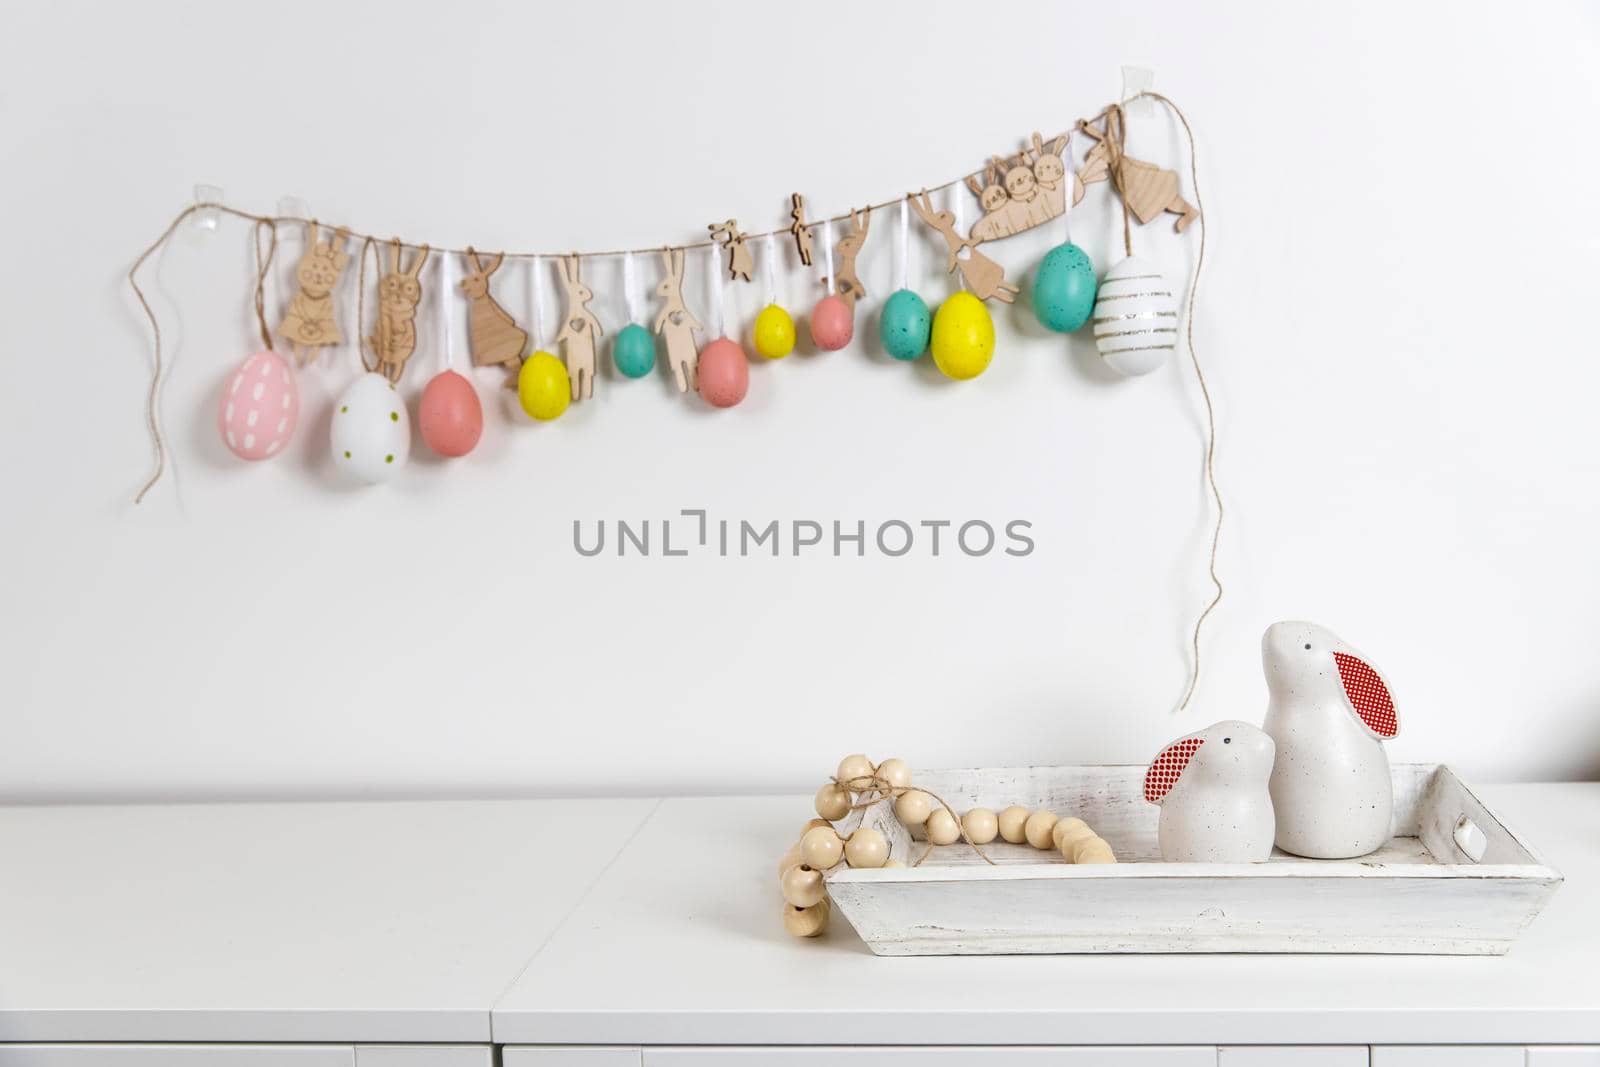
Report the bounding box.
[3,0,1598,801]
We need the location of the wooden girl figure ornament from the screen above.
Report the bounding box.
[278,222,351,366]
[1077,113,1200,233]
[654,248,701,393]
[708,220,754,283]
[461,248,529,388]
[1261,621,1400,859]
[1145,720,1276,863]
[556,254,602,400]
[368,239,430,384]
[907,189,1018,303]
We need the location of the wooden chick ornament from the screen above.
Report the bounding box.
[907,188,1017,304]
[708,220,754,283]
[556,254,602,400]
[368,239,430,384]
[1261,621,1400,859]
[461,248,529,389]
[278,222,351,366]
[654,248,702,393]
[1145,721,1276,863]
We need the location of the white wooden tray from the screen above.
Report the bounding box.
[825,763,1560,955]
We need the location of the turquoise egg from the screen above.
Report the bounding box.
[612,322,656,379]
[879,288,931,361]
[1032,242,1097,333]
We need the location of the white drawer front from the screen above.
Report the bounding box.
[1221,1049,1367,1066]
[0,1047,353,1067]
[503,1051,642,1067]
[640,1049,1215,1066]
[1528,1051,1600,1065]
[1373,1049,1524,1067]
[355,1048,493,1067]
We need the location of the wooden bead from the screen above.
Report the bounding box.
[781,864,826,907]
[1056,823,1096,861]
[893,789,932,826]
[802,817,831,835]
[1051,816,1089,851]
[835,753,875,786]
[800,825,844,869]
[777,843,803,878]
[997,805,1030,843]
[1073,837,1118,864]
[875,758,912,790]
[783,897,830,938]
[925,807,960,845]
[814,783,852,821]
[961,807,998,845]
[1024,810,1060,850]
[844,827,889,868]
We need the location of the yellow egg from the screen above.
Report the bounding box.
[753,303,796,359]
[517,351,570,420]
[930,290,995,380]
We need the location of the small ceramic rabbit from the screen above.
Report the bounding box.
[654,248,701,393]
[1145,720,1276,863]
[1261,621,1401,859]
[556,254,602,400]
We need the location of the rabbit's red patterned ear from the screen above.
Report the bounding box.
[1144,737,1204,804]
[1333,652,1398,738]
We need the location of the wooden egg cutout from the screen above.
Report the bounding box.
[1092,255,1178,376]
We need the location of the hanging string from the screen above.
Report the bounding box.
[1059,131,1075,246]
[438,249,456,371]
[707,245,725,338]
[821,218,836,295]
[1096,104,1136,258]
[530,254,547,352]
[355,236,379,373]
[623,250,642,325]
[896,195,910,292]
[950,186,967,291]
[251,219,278,350]
[762,233,779,307]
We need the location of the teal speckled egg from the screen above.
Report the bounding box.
[879,288,931,361]
[612,322,656,379]
[1032,242,1097,333]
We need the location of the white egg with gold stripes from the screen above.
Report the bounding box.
[1091,255,1178,377]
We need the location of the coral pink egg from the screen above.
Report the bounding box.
[810,294,854,351]
[698,336,749,408]
[418,370,483,457]
[218,350,299,461]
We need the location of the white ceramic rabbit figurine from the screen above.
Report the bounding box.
[1145,720,1276,863]
[1261,621,1401,859]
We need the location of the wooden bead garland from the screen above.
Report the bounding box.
[777,753,1118,938]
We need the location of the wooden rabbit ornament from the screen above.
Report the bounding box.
[367,238,430,384]
[653,248,701,393]
[556,254,603,401]
[788,193,814,267]
[1077,114,1199,233]
[461,248,529,389]
[827,207,870,311]
[966,134,1077,243]
[907,189,1017,303]
[278,221,351,366]
[708,220,754,283]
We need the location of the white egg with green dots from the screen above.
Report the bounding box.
[331,372,410,484]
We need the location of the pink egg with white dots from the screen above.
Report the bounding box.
[218,350,299,461]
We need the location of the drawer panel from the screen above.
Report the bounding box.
[355,1048,493,1067]
[1373,1049,1523,1067]
[1528,1051,1600,1065]
[0,1047,353,1067]
[641,1049,1215,1066]
[503,1051,642,1067]
[1221,1049,1366,1066]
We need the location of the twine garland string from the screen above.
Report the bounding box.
[251,219,278,350]
[831,771,997,868]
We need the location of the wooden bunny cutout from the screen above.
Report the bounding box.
[1145,720,1276,863]
[461,248,529,389]
[907,189,1017,303]
[556,254,603,401]
[966,134,1078,243]
[278,222,351,366]
[653,248,701,393]
[708,220,754,283]
[1077,115,1199,233]
[827,207,870,311]
[368,238,429,384]
[788,193,814,267]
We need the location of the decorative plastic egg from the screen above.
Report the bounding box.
[518,351,570,420]
[1032,242,1097,333]
[930,291,994,380]
[753,303,796,359]
[697,336,749,408]
[613,322,656,379]
[1092,255,1178,377]
[809,294,853,351]
[218,350,298,460]
[331,372,410,484]
[879,289,931,361]
[418,369,482,458]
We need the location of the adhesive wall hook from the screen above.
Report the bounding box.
[191,184,224,232]
[1121,66,1154,117]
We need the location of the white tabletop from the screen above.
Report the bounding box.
[492,783,1600,1047]
[0,797,658,1043]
